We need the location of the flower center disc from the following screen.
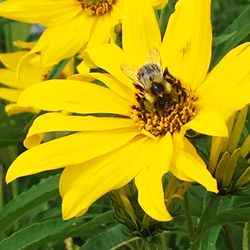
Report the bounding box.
[130,68,198,137]
[78,0,115,15]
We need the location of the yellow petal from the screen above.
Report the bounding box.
[0,51,27,71]
[0,0,81,26]
[0,87,21,102]
[87,15,114,48]
[197,42,250,120]
[161,0,212,89]
[13,40,36,50]
[122,0,161,65]
[84,0,122,49]
[62,58,75,78]
[31,14,94,67]
[150,0,169,9]
[184,109,228,137]
[170,133,218,192]
[0,69,20,88]
[135,133,173,221]
[86,44,134,89]
[6,129,139,183]
[76,61,90,75]
[61,136,148,219]
[5,103,37,115]
[70,72,132,101]
[17,53,48,89]
[24,112,135,148]
[18,80,131,116]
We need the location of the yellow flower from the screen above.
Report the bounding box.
[6,0,250,221]
[0,45,74,114]
[0,0,168,67]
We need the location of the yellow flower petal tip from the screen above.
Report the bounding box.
[62,199,88,220]
[5,169,16,184]
[61,210,75,221]
[151,0,169,9]
[154,212,173,222]
[206,178,219,193]
[61,206,74,221]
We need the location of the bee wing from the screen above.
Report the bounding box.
[146,47,163,70]
[120,63,140,84]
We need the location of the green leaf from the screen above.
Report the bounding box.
[3,21,31,52]
[0,175,59,234]
[0,103,9,124]
[47,58,70,80]
[0,124,25,144]
[70,210,115,237]
[198,207,250,240]
[79,224,130,250]
[212,6,250,67]
[0,211,116,250]
[200,227,221,250]
[0,218,78,250]
[199,197,232,249]
[213,32,237,47]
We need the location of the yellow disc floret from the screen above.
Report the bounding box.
[130,69,198,136]
[78,0,115,16]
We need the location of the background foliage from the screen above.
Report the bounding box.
[0,0,250,249]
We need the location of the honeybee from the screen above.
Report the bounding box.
[121,48,175,111]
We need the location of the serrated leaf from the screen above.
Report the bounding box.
[213,32,236,46]
[70,210,115,237]
[0,211,116,250]
[0,175,59,234]
[0,218,78,250]
[79,224,130,250]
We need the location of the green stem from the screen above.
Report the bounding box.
[142,213,151,228]
[165,175,178,206]
[160,233,168,250]
[194,195,220,244]
[223,225,237,250]
[4,22,14,52]
[184,192,198,250]
[143,240,157,250]
[11,180,18,198]
[7,146,19,230]
[0,164,4,209]
[243,223,249,250]
[7,146,19,199]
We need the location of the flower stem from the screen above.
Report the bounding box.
[143,239,159,250]
[243,223,249,250]
[0,164,3,209]
[223,225,237,250]
[165,175,178,207]
[194,195,221,245]
[160,233,168,250]
[184,192,198,250]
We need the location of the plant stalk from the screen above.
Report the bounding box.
[184,192,198,250]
